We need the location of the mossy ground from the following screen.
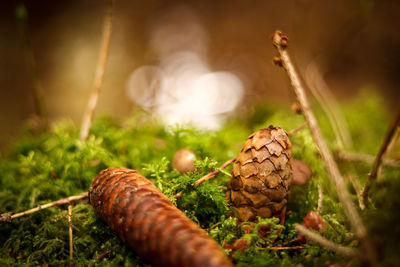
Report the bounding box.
[0,91,399,266]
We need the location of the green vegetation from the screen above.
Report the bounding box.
[0,91,399,266]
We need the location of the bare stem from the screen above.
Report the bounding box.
[361,107,400,206]
[344,175,365,210]
[195,157,237,186]
[386,126,400,158]
[68,205,73,261]
[80,0,115,141]
[294,224,358,258]
[335,150,400,168]
[272,31,377,265]
[305,61,352,149]
[268,246,305,250]
[96,250,111,262]
[174,157,236,198]
[287,122,307,136]
[0,192,88,223]
[16,4,48,128]
[317,185,323,214]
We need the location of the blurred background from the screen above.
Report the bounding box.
[0,0,399,148]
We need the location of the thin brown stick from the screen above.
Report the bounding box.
[269,206,286,245]
[80,0,115,141]
[16,4,48,128]
[361,107,400,206]
[287,122,307,136]
[95,250,111,262]
[305,62,352,149]
[335,150,400,168]
[195,157,237,186]
[317,185,323,214]
[0,192,88,223]
[386,127,400,158]
[344,175,365,210]
[294,224,358,258]
[272,31,377,265]
[268,246,305,250]
[208,222,222,230]
[174,157,237,198]
[68,205,73,261]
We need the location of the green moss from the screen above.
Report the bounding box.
[0,91,399,266]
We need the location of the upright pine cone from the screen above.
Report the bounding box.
[227,126,293,222]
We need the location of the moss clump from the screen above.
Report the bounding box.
[1,91,399,266]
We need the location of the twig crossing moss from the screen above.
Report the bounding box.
[0,192,88,223]
[294,224,358,258]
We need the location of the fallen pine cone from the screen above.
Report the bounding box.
[227,126,293,221]
[89,167,232,267]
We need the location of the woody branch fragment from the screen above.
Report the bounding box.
[80,0,115,141]
[271,30,377,265]
[0,192,88,223]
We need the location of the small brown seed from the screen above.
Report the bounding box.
[273,56,283,67]
[291,103,302,114]
[292,159,312,186]
[280,39,288,48]
[172,148,196,174]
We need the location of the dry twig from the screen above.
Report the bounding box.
[174,157,237,198]
[16,4,48,128]
[268,246,305,250]
[271,30,377,265]
[68,205,73,261]
[80,0,115,141]
[195,157,237,186]
[294,224,358,258]
[386,127,400,158]
[209,222,222,230]
[361,107,400,206]
[335,150,400,168]
[305,62,352,149]
[0,192,88,223]
[344,175,365,210]
[96,250,111,262]
[317,185,323,214]
[287,122,307,136]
